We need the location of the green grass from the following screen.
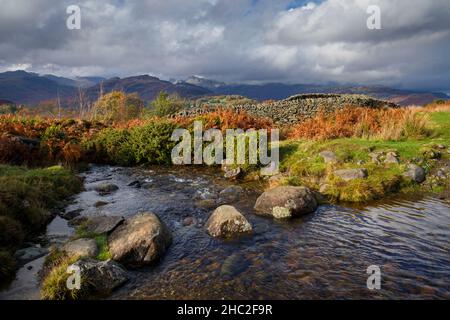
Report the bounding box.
[0,165,83,287]
[278,112,449,202]
[75,225,111,261]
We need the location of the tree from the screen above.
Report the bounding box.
[150,91,185,117]
[91,91,144,122]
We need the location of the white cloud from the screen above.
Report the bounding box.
[0,0,449,91]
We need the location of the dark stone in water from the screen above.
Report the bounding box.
[220,254,250,279]
[94,201,109,208]
[60,209,83,220]
[127,180,142,188]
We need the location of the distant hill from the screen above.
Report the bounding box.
[0,71,76,105]
[0,70,447,107]
[185,77,449,106]
[0,71,210,106]
[84,75,212,102]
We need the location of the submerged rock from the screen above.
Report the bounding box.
[94,201,109,208]
[14,246,49,265]
[63,238,98,258]
[334,168,368,181]
[404,164,426,183]
[205,205,252,237]
[71,258,128,295]
[108,212,172,267]
[94,183,119,196]
[254,186,317,218]
[218,186,244,204]
[221,254,250,279]
[60,209,83,220]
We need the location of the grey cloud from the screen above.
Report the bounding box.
[0,0,449,91]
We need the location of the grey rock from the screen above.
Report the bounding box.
[94,201,109,208]
[85,215,124,235]
[94,183,119,195]
[384,152,400,164]
[71,258,128,295]
[254,186,318,218]
[319,150,338,163]
[205,205,252,237]
[403,164,426,183]
[218,185,244,204]
[63,238,98,258]
[108,212,172,267]
[61,209,83,220]
[334,168,368,181]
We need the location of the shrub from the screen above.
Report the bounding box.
[149,91,186,117]
[129,121,177,164]
[0,216,24,248]
[86,128,135,166]
[0,249,16,285]
[91,91,144,123]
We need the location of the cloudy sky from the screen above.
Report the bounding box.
[1,0,450,91]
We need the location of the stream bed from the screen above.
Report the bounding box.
[1,165,449,300]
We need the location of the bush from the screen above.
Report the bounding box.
[149,91,185,117]
[86,128,135,166]
[129,121,177,164]
[91,91,144,123]
[0,216,24,248]
[0,249,16,285]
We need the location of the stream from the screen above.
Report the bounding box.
[1,164,449,300]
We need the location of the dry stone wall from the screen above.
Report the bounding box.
[177,94,399,125]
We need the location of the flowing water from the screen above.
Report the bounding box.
[1,165,449,300]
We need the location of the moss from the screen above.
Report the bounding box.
[0,215,24,248]
[75,225,111,261]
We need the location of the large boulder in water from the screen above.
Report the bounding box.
[108,212,172,267]
[205,205,252,237]
[71,258,128,296]
[254,186,317,219]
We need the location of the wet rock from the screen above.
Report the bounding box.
[63,238,98,258]
[222,162,242,180]
[108,212,172,267]
[334,168,368,181]
[221,254,250,279]
[254,186,318,218]
[384,152,400,164]
[60,209,83,220]
[68,215,89,227]
[403,164,426,183]
[195,199,217,210]
[205,205,252,237]
[218,186,244,204]
[94,183,119,196]
[182,217,196,227]
[71,258,128,295]
[127,180,141,188]
[85,215,124,234]
[14,246,49,265]
[94,201,109,208]
[319,150,338,163]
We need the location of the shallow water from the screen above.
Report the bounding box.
[1,165,449,300]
